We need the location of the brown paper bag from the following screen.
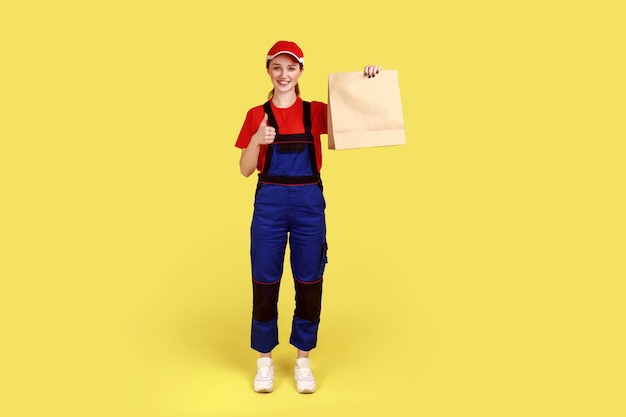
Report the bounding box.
[327,69,406,150]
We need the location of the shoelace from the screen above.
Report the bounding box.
[295,367,314,380]
[256,367,273,380]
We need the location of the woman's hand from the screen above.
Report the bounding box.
[240,113,275,177]
[363,65,382,78]
[251,113,276,146]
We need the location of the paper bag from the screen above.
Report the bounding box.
[327,69,406,150]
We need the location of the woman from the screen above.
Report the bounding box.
[235,40,381,393]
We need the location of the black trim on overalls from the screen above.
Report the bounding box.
[258,101,321,187]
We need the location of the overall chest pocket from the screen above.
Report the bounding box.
[277,143,306,153]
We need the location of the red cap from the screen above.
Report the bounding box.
[266,40,304,65]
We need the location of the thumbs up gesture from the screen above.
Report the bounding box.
[252,113,276,146]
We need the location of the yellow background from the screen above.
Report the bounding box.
[1,1,624,416]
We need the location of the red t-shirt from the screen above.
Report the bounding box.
[235,97,328,173]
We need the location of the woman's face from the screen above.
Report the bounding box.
[267,54,303,94]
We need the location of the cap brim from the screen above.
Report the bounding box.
[266,51,304,64]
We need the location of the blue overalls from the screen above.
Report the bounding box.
[250,100,328,353]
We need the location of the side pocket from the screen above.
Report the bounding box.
[319,240,328,277]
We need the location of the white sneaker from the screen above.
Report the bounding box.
[254,357,274,393]
[294,358,316,393]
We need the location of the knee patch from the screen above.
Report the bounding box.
[294,280,323,321]
[252,281,280,321]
